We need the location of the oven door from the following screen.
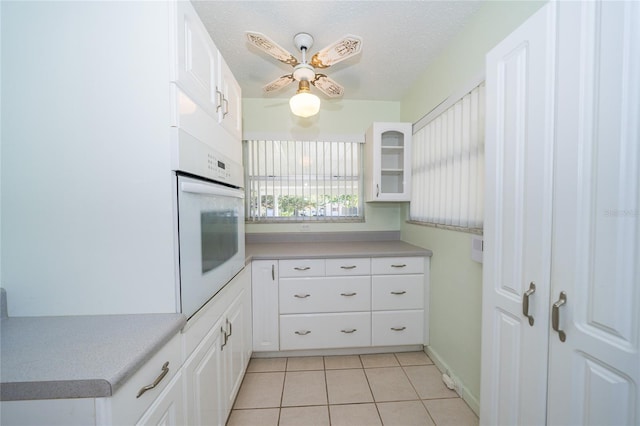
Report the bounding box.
[177,174,245,318]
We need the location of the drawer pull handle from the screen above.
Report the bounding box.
[136,361,169,398]
[391,291,407,295]
[294,266,311,271]
[391,264,407,268]
[295,330,311,336]
[340,265,357,270]
[341,329,357,333]
[391,326,407,331]
[221,326,228,350]
[226,318,233,338]
[340,292,357,297]
[294,294,311,298]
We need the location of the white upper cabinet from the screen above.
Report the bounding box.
[218,55,242,141]
[174,0,219,117]
[173,1,242,146]
[365,122,413,202]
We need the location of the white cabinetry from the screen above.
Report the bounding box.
[173,0,242,163]
[481,2,640,425]
[183,266,251,426]
[252,256,428,353]
[371,257,425,346]
[365,122,413,202]
[252,260,280,352]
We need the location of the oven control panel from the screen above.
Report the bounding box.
[172,128,243,188]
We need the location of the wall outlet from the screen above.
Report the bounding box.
[300,224,311,232]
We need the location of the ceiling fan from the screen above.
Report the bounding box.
[246,31,363,116]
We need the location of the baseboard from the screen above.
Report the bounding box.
[424,345,480,416]
[252,344,423,358]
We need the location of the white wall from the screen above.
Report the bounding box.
[399,0,547,413]
[243,98,404,234]
[0,1,179,316]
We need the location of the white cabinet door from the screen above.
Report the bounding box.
[480,3,556,425]
[547,1,640,424]
[221,290,247,421]
[183,318,225,426]
[218,55,242,141]
[365,122,413,202]
[174,0,218,117]
[136,371,185,426]
[252,260,279,352]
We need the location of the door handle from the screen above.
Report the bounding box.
[522,282,536,326]
[552,291,567,342]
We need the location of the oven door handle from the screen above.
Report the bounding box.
[181,182,244,199]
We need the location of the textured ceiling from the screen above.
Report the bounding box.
[192,1,483,102]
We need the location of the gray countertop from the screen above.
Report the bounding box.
[246,240,432,260]
[0,313,186,401]
[1,237,430,402]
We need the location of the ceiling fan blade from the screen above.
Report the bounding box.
[246,31,299,67]
[310,34,362,69]
[311,74,344,97]
[263,74,295,93]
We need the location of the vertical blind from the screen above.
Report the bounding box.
[244,140,363,221]
[410,83,485,229]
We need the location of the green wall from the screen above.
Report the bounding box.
[241,0,546,413]
[399,0,546,414]
[242,98,405,234]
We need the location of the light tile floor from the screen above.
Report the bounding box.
[228,352,478,426]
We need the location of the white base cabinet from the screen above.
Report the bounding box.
[1,267,252,426]
[252,256,429,353]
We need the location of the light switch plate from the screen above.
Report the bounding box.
[471,235,483,263]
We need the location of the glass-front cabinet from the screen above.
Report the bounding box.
[364,122,412,202]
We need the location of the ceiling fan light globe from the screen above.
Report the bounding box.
[290,92,320,118]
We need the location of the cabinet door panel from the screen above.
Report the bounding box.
[279,259,325,277]
[547,1,640,424]
[280,312,371,350]
[371,275,424,311]
[252,260,279,352]
[372,310,423,346]
[480,3,555,425]
[279,276,371,314]
[136,371,185,426]
[371,257,424,275]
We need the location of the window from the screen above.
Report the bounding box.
[410,83,485,231]
[243,139,364,222]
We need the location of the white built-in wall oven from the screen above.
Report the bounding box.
[173,129,245,319]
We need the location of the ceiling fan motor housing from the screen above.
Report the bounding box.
[292,63,315,82]
[293,32,314,52]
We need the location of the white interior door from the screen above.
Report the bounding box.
[547,1,640,424]
[480,4,556,425]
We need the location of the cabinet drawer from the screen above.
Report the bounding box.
[325,258,371,276]
[372,275,424,310]
[107,333,182,426]
[279,276,370,314]
[372,310,424,346]
[279,259,325,277]
[371,257,424,275]
[280,312,371,350]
